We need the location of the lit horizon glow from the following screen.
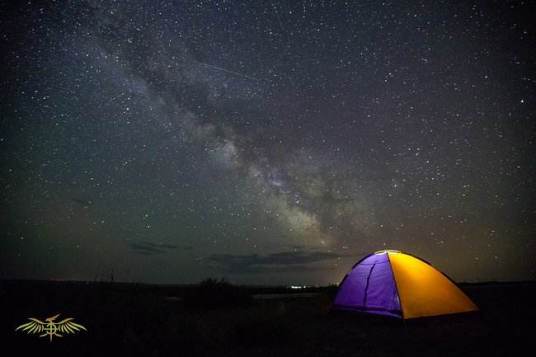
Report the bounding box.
[1,0,534,285]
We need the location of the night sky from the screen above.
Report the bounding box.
[1,0,535,285]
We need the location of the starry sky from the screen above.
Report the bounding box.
[1,0,535,285]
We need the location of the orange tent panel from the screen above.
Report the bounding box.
[388,252,479,318]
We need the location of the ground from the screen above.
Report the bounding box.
[1,280,534,356]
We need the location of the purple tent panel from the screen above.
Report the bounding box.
[333,252,401,317]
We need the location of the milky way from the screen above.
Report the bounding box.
[1,0,535,284]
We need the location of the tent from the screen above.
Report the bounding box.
[332,250,478,319]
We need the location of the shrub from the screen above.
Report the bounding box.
[183,278,252,309]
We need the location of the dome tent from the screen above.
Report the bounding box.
[332,250,478,319]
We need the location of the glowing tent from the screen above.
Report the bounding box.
[333,250,478,319]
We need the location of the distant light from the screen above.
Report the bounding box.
[290,285,304,289]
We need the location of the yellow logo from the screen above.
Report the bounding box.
[15,314,87,341]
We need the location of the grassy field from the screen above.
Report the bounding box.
[1,280,534,356]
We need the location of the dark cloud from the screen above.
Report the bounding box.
[71,198,94,208]
[127,240,178,256]
[207,251,350,274]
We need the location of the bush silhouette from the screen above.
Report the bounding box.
[184,278,252,309]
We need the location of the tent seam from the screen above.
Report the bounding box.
[387,252,405,319]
